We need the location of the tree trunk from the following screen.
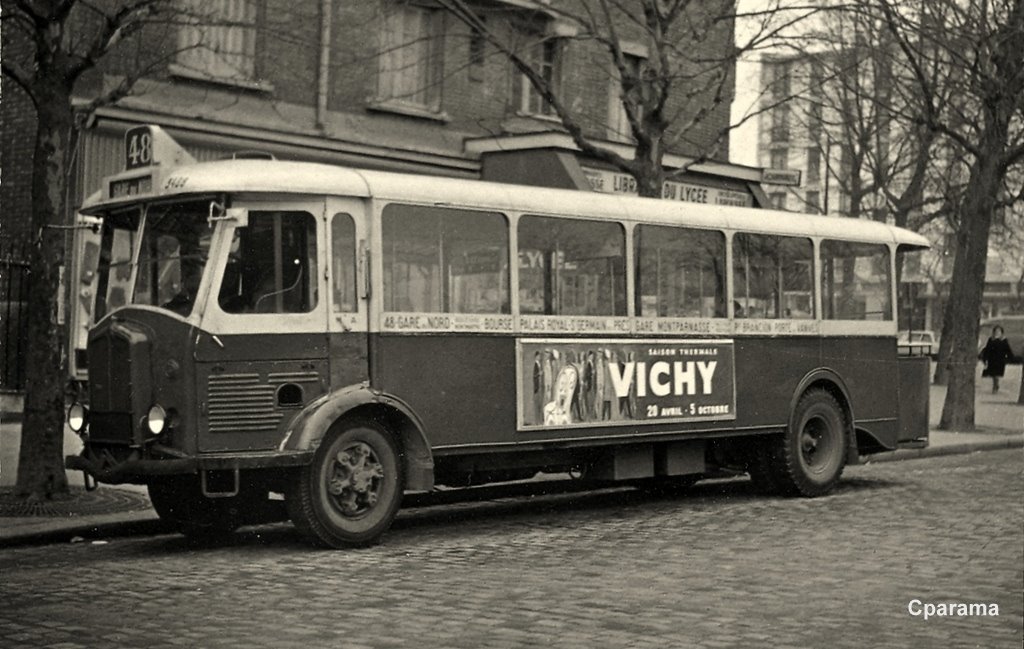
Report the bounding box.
[937,152,1000,431]
[14,80,75,500]
[632,138,665,199]
[932,284,956,385]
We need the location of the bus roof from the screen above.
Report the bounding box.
[84,158,930,249]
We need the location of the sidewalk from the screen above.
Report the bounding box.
[1,368,1021,547]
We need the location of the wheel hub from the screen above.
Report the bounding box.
[327,442,385,516]
[800,417,832,469]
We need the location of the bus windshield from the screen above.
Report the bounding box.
[94,200,213,319]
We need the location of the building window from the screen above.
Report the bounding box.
[515,36,561,117]
[805,191,821,214]
[378,6,445,111]
[769,192,788,210]
[808,101,823,143]
[607,54,643,142]
[806,147,821,185]
[177,0,258,83]
[770,148,789,171]
[769,61,791,98]
[770,104,790,142]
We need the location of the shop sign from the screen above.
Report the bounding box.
[582,167,752,207]
[762,168,802,186]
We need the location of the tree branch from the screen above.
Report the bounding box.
[1,58,38,109]
[67,0,169,81]
[438,0,635,175]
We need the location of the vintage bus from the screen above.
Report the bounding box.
[65,126,930,548]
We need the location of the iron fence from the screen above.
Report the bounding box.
[1,240,30,391]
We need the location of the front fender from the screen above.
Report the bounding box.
[279,384,434,491]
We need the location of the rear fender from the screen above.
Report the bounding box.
[280,384,434,491]
[791,368,860,464]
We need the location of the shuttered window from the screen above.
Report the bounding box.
[177,0,258,82]
[377,6,444,110]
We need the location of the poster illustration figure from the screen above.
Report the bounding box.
[543,365,580,425]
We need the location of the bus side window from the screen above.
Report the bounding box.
[381,204,509,314]
[518,216,626,316]
[218,211,318,314]
[331,213,357,313]
[635,224,726,318]
[733,234,814,319]
[821,240,891,320]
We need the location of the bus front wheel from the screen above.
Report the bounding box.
[767,389,847,497]
[287,420,404,548]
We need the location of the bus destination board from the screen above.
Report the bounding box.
[109,175,153,199]
[518,338,736,429]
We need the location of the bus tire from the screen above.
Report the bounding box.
[287,419,404,548]
[767,389,847,497]
[148,476,243,540]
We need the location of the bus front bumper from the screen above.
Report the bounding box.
[66,449,314,484]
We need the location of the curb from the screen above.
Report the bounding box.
[860,436,1023,464]
[0,516,168,549]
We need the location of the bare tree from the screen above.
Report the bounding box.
[436,0,822,197]
[876,0,1024,430]
[0,0,204,500]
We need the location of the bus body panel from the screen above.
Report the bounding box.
[368,332,902,454]
[822,336,900,446]
[328,332,370,390]
[371,334,517,448]
[193,332,330,452]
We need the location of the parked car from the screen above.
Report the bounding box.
[898,330,938,358]
[979,315,1024,364]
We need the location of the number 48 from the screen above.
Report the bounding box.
[127,131,152,167]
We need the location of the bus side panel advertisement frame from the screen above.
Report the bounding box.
[517,338,737,431]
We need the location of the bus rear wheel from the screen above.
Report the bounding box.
[766,389,847,497]
[287,420,404,548]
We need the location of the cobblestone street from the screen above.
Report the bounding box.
[2,450,1021,649]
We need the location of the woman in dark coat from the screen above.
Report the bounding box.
[980,325,1014,393]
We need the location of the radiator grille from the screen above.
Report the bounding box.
[207,373,281,433]
[88,412,134,444]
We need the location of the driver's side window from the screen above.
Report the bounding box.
[218,211,318,314]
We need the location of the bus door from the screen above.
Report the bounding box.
[325,197,370,389]
[195,199,332,453]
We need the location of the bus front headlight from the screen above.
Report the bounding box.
[67,403,88,433]
[146,404,167,435]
